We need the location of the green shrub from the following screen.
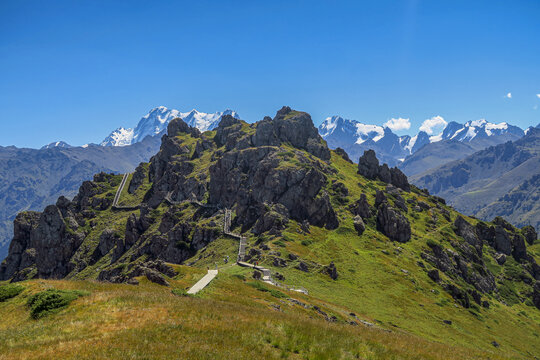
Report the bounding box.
[247,281,269,292]
[273,240,286,248]
[27,289,88,319]
[171,288,189,297]
[301,239,313,246]
[269,289,287,298]
[0,283,25,302]
[248,281,286,298]
[232,274,246,281]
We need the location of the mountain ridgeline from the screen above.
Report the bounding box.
[412,128,540,231]
[1,106,539,326]
[0,136,162,261]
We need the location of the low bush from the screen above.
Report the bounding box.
[0,283,25,302]
[171,288,189,297]
[27,289,88,319]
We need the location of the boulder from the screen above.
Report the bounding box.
[334,147,353,163]
[375,190,387,208]
[324,262,339,280]
[272,257,287,267]
[353,216,366,235]
[376,203,411,243]
[427,269,440,282]
[533,281,540,309]
[296,261,309,272]
[521,225,537,245]
[350,193,373,219]
[494,226,512,255]
[357,150,410,191]
[495,253,507,265]
[512,234,527,261]
[454,216,483,256]
[357,150,380,180]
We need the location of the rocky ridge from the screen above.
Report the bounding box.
[1,106,539,312]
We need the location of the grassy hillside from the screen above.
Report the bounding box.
[0,272,526,360]
[1,109,539,359]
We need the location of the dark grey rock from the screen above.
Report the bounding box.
[376,203,411,243]
[325,261,338,280]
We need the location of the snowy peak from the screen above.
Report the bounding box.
[442,119,523,142]
[319,116,385,145]
[101,106,240,146]
[41,141,73,150]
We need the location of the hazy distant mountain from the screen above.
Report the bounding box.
[411,128,540,230]
[399,132,524,177]
[101,106,240,147]
[0,135,161,260]
[41,141,73,150]
[318,116,524,167]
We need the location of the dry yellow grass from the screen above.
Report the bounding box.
[0,272,519,360]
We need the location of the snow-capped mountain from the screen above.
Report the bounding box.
[101,106,240,147]
[41,141,73,150]
[440,119,524,142]
[318,116,525,167]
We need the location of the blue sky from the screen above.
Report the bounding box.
[1,0,539,148]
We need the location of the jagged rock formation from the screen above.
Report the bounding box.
[357,150,410,191]
[0,107,339,282]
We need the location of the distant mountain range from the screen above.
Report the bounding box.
[2,106,536,261]
[0,136,162,260]
[319,116,524,167]
[412,127,540,230]
[100,106,240,147]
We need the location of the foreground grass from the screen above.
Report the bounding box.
[0,274,519,360]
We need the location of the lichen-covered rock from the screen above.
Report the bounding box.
[353,216,365,235]
[376,203,411,243]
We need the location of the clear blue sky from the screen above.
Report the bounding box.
[1,0,539,148]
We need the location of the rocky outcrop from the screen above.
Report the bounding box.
[251,106,331,160]
[350,193,373,219]
[494,226,512,255]
[376,203,411,243]
[208,142,338,231]
[353,216,365,235]
[521,225,537,245]
[454,216,483,256]
[324,262,338,280]
[357,150,410,191]
[334,147,353,163]
[128,163,146,194]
